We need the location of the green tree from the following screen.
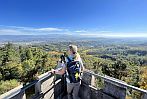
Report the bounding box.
[101,60,127,79]
[21,59,36,83]
[0,43,21,80]
[26,48,33,60]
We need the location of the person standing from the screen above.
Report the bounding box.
[52,45,84,99]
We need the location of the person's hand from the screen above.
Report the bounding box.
[51,69,55,74]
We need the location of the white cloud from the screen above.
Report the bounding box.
[74,30,87,33]
[79,32,147,38]
[36,27,63,32]
[0,29,23,35]
[1,25,147,38]
[0,25,67,35]
[103,33,147,38]
[80,33,98,36]
[0,29,19,33]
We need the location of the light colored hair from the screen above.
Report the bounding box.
[69,45,80,60]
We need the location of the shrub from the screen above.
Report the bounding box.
[0,79,20,95]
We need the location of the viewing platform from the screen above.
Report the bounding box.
[0,70,147,99]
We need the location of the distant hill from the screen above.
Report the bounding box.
[0,34,147,46]
[0,34,73,42]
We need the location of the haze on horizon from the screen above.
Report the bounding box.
[0,0,147,38]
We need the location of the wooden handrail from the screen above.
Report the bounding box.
[86,70,147,94]
[0,71,53,99]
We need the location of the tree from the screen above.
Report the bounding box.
[0,43,21,80]
[101,60,127,80]
[26,48,33,60]
[21,60,36,83]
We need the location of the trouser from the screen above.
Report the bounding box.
[61,74,67,96]
[67,82,80,99]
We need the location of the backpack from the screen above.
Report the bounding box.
[66,56,81,83]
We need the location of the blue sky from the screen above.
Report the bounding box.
[0,0,147,37]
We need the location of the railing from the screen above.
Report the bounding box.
[0,71,63,99]
[80,70,147,99]
[88,70,147,93]
[0,70,147,99]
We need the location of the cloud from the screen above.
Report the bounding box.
[0,29,20,33]
[0,29,24,35]
[103,33,147,38]
[79,32,147,38]
[35,27,63,32]
[74,30,87,33]
[1,25,147,38]
[0,25,67,35]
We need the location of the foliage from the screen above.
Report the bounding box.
[0,43,57,84]
[0,41,147,98]
[139,66,147,90]
[0,79,20,95]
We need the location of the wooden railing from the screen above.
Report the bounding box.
[0,71,63,99]
[80,70,147,99]
[0,70,147,99]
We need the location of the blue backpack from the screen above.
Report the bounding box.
[66,57,81,83]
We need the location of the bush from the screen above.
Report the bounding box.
[0,79,20,95]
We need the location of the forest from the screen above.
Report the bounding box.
[0,40,147,99]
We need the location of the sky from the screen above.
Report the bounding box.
[0,0,147,37]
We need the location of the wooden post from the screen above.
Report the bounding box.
[103,80,126,99]
[35,81,41,95]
